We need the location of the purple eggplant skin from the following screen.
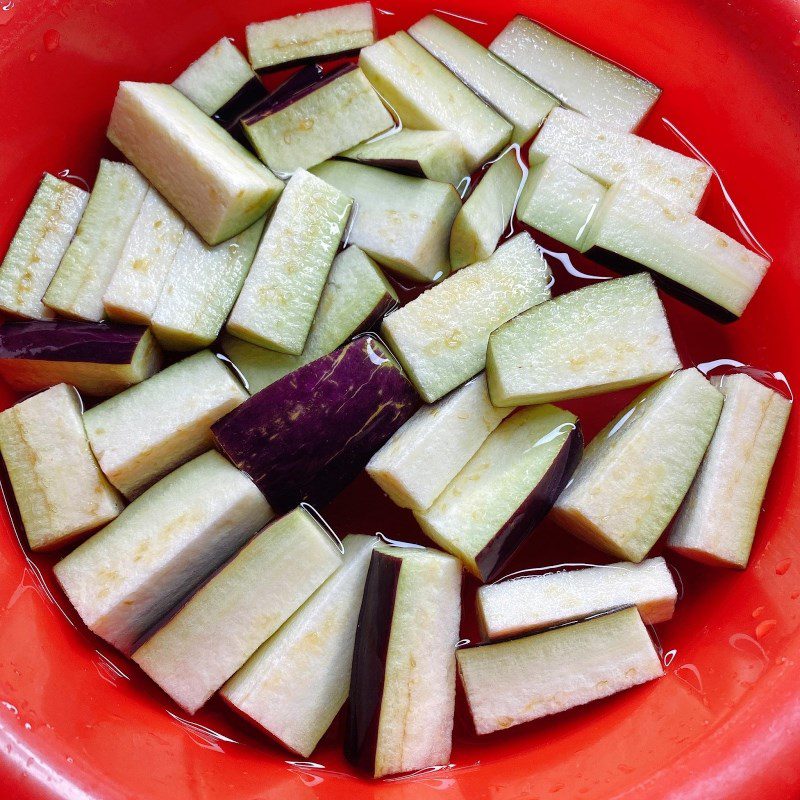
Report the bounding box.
[0,319,150,364]
[345,548,401,773]
[255,50,362,75]
[212,76,270,131]
[338,155,425,180]
[474,423,584,582]
[211,334,421,512]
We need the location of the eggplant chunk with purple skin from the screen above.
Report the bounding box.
[212,334,421,512]
[131,506,342,714]
[414,404,582,581]
[457,607,663,735]
[0,319,161,397]
[0,384,124,552]
[53,451,273,653]
[346,545,462,778]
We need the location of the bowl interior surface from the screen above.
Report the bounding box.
[0,1,799,799]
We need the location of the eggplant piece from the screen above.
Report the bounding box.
[226,170,352,354]
[380,233,552,403]
[107,82,283,245]
[450,148,523,270]
[457,607,663,735]
[0,173,88,320]
[262,63,325,109]
[486,273,681,406]
[310,160,461,283]
[102,187,185,325]
[414,404,582,581]
[409,14,558,144]
[172,37,268,128]
[53,451,272,653]
[668,373,791,568]
[346,545,461,778]
[131,506,342,714]
[84,349,247,499]
[0,384,124,551]
[367,373,512,512]
[584,179,770,319]
[150,216,265,351]
[340,129,469,186]
[359,32,513,172]
[489,16,660,132]
[246,3,376,73]
[43,160,149,321]
[477,557,677,641]
[0,319,161,397]
[220,534,377,757]
[516,156,606,251]
[221,245,396,394]
[530,108,711,213]
[213,334,420,511]
[243,65,394,175]
[552,368,723,562]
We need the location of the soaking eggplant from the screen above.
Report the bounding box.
[84,349,247,499]
[0,319,161,397]
[243,65,394,175]
[0,384,124,551]
[414,404,582,581]
[0,173,88,320]
[107,82,283,245]
[668,373,791,568]
[552,368,723,562]
[367,373,512,512]
[131,506,342,714]
[212,335,421,511]
[381,232,552,403]
[346,545,461,778]
[221,534,377,757]
[457,607,663,735]
[221,245,396,394]
[477,557,677,641]
[486,273,681,406]
[53,451,273,653]
[43,160,149,322]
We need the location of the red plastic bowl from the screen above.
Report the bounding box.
[1,1,799,798]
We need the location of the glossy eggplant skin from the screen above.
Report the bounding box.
[344,548,400,773]
[211,335,421,511]
[475,422,584,581]
[212,76,270,131]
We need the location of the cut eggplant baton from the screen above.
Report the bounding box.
[221,534,377,757]
[0,173,88,320]
[380,232,552,403]
[43,160,149,322]
[457,607,663,735]
[212,335,421,512]
[489,16,660,132]
[107,82,283,245]
[414,404,582,581]
[227,169,351,354]
[367,373,512,512]
[0,319,161,397]
[84,349,247,499]
[477,557,677,641]
[131,506,342,714]
[243,65,394,175]
[409,14,558,144]
[668,373,791,568]
[359,32,513,171]
[221,245,396,394]
[552,368,723,562]
[54,451,273,653]
[486,273,681,406]
[346,545,462,778]
[311,160,461,283]
[247,3,376,73]
[0,384,124,551]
